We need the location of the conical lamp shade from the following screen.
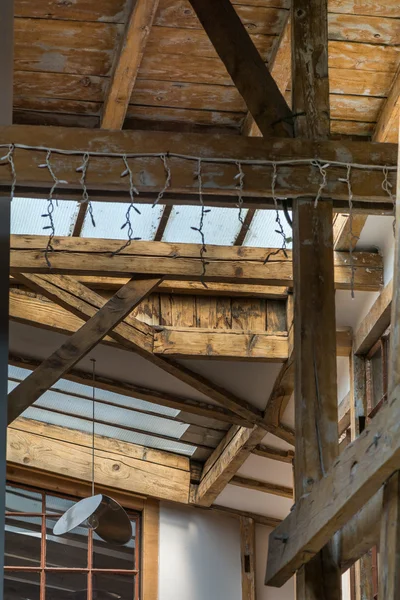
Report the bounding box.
[53,494,132,546]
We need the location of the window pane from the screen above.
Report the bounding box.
[93,519,137,570]
[46,494,76,515]
[92,573,136,600]
[46,518,88,568]
[46,572,88,600]
[4,571,41,600]
[6,485,42,513]
[5,515,42,567]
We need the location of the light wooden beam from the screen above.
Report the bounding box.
[242,16,292,138]
[211,505,281,529]
[333,213,368,252]
[10,235,384,291]
[14,273,264,427]
[231,475,293,499]
[8,418,190,503]
[265,388,400,587]
[354,279,393,355]
[373,64,400,144]
[251,445,294,464]
[7,276,162,424]
[102,0,159,130]
[188,0,292,138]
[240,517,256,600]
[0,126,396,209]
[9,353,250,428]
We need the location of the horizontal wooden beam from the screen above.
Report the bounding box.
[252,444,294,463]
[153,327,351,359]
[0,126,396,209]
[265,388,400,588]
[354,279,392,355]
[210,505,282,529]
[8,418,191,503]
[333,213,368,251]
[10,235,383,291]
[230,475,293,499]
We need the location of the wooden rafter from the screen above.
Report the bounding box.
[13,273,264,427]
[188,0,292,138]
[242,15,292,138]
[354,278,392,354]
[10,236,384,291]
[231,475,293,499]
[8,276,162,424]
[102,0,159,130]
[252,444,294,464]
[0,126,397,208]
[333,213,368,251]
[373,63,400,144]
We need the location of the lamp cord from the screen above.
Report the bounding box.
[90,358,96,498]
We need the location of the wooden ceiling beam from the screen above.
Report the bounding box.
[188,0,292,138]
[373,63,400,144]
[8,418,191,503]
[0,125,396,209]
[9,353,251,428]
[10,235,384,291]
[251,444,294,463]
[7,276,162,424]
[14,274,264,427]
[333,213,368,251]
[354,278,392,355]
[102,0,159,130]
[242,16,292,138]
[231,475,293,499]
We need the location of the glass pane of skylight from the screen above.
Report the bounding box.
[243,209,293,248]
[11,197,78,236]
[22,407,196,456]
[162,206,247,245]
[81,202,163,240]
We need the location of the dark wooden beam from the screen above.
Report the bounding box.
[188,0,293,138]
[7,276,162,424]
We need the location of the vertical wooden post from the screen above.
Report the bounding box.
[379,112,400,600]
[292,0,330,139]
[292,200,341,600]
[349,354,374,600]
[0,1,13,597]
[240,517,256,600]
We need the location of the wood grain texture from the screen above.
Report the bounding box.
[240,517,256,600]
[379,472,400,600]
[374,64,400,144]
[102,0,159,129]
[354,279,393,355]
[10,235,384,291]
[291,199,340,598]
[292,0,329,139]
[188,0,292,137]
[266,391,400,587]
[0,126,397,207]
[231,475,293,499]
[8,276,161,424]
[7,419,190,503]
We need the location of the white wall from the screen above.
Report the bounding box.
[158,504,295,600]
[159,503,242,600]
[256,524,294,600]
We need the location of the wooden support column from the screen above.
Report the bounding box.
[292,199,341,599]
[240,517,256,600]
[349,354,374,600]
[379,472,400,599]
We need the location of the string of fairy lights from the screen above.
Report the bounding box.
[0,143,396,294]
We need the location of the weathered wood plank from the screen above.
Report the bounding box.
[265,391,400,587]
[7,276,162,424]
[333,213,368,252]
[8,419,190,503]
[379,472,400,600]
[374,64,400,144]
[10,235,384,291]
[252,444,294,463]
[231,475,293,499]
[102,0,159,129]
[240,517,256,600]
[0,126,396,207]
[187,0,292,137]
[354,279,392,355]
